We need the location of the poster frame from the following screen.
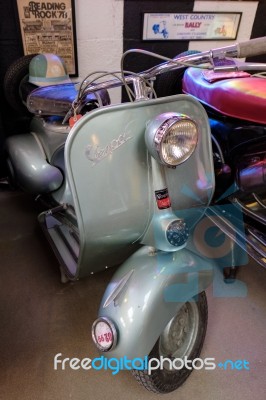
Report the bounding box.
[142,12,242,42]
[13,0,78,77]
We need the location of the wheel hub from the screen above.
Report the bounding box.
[159,301,199,369]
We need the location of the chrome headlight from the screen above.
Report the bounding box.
[145,112,198,166]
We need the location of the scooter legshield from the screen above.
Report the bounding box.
[60,95,214,278]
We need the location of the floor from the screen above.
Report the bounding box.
[0,189,266,400]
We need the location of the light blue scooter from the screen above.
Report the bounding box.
[5,37,266,393]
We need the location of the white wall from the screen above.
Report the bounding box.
[75,0,124,103]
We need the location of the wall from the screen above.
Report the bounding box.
[75,0,123,78]
[75,0,124,103]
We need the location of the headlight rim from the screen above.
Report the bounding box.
[152,113,199,167]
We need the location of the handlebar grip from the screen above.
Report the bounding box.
[237,36,266,58]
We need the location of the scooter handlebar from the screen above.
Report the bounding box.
[237,36,266,58]
[211,36,266,59]
[75,36,266,104]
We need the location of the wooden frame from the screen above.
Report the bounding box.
[14,0,78,76]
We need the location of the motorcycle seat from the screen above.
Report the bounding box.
[26,83,110,116]
[182,67,266,124]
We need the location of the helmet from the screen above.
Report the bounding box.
[29,53,71,86]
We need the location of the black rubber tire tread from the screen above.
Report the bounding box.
[3,54,38,112]
[132,291,208,394]
[154,50,201,98]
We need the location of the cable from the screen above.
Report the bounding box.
[120,48,211,100]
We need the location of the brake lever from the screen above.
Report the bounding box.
[231,59,266,72]
[212,57,266,73]
[212,57,238,72]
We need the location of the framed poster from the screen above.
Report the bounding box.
[15,0,78,76]
[143,12,242,41]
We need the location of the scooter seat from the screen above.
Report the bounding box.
[183,67,266,124]
[26,83,110,116]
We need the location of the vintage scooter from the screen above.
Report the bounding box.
[3,37,266,393]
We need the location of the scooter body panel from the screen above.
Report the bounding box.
[64,95,214,277]
[6,133,63,193]
[97,246,213,359]
[30,115,70,162]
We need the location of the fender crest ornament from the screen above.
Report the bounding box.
[85,132,132,166]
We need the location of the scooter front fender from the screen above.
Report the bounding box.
[97,246,214,359]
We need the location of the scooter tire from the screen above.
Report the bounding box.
[154,50,201,98]
[132,291,208,394]
[3,54,38,113]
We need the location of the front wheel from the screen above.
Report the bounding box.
[132,291,208,394]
